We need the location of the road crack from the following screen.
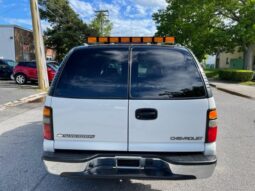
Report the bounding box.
[30,173,48,191]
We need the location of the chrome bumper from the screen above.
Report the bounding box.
[43,153,216,179]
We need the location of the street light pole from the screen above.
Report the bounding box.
[30,0,49,91]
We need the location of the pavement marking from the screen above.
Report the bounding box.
[0,92,47,111]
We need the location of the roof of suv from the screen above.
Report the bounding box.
[73,44,191,53]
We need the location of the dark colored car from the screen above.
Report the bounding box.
[0,59,16,79]
[13,61,57,85]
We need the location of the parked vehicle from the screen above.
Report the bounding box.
[42,38,217,180]
[0,59,16,79]
[47,61,60,67]
[13,61,57,85]
[47,61,59,71]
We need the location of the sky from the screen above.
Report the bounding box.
[0,0,167,36]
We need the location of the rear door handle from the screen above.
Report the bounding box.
[135,108,158,120]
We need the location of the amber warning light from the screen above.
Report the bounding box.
[87,37,175,44]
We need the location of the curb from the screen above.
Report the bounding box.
[0,92,47,111]
[210,83,254,100]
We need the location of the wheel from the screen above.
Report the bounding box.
[15,74,27,85]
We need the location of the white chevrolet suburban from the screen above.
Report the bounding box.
[42,41,217,180]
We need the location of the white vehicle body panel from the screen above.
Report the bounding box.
[51,97,128,151]
[49,97,211,152]
[128,99,208,152]
[208,97,216,109]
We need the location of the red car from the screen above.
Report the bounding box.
[13,61,57,85]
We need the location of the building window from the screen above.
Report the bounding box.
[226,57,229,65]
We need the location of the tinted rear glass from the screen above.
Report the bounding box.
[131,48,206,99]
[54,48,129,98]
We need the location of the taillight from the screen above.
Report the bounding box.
[206,109,218,143]
[43,106,53,140]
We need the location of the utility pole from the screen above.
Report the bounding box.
[30,0,49,91]
[95,10,109,36]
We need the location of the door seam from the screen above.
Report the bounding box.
[127,46,132,151]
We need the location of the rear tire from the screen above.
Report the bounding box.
[15,74,27,85]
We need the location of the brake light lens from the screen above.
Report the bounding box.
[43,106,53,140]
[206,109,218,143]
[207,127,217,143]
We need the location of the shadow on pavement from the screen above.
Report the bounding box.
[0,121,161,191]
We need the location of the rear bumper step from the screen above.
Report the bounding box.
[42,152,216,179]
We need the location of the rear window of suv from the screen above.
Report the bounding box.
[131,47,206,99]
[53,47,129,99]
[53,46,206,99]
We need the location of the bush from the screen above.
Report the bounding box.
[218,69,254,82]
[205,69,219,78]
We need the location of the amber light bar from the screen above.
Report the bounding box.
[87,37,175,44]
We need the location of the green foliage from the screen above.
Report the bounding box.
[153,0,255,63]
[90,12,113,36]
[205,69,219,78]
[220,0,255,49]
[39,0,97,60]
[219,69,254,82]
[240,81,255,86]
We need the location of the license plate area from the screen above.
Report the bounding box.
[116,158,141,168]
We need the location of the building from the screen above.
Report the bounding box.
[0,25,35,62]
[204,55,216,69]
[45,48,57,61]
[0,25,56,62]
[217,47,255,70]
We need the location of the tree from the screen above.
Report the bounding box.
[39,0,97,60]
[153,0,255,69]
[90,11,113,36]
[217,0,255,70]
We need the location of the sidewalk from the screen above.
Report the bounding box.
[0,80,46,111]
[209,80,255,99]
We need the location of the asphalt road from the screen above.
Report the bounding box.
[0,80,38,105]
[0,88,255,191]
